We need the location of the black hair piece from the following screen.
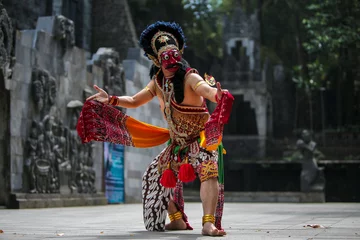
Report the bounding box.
[149,59,190,104]
[172,58,190,104]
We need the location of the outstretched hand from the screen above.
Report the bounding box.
[86,85,109,104]
[216,82,223,102]
[216,81,229,103]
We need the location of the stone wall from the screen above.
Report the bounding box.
[2,0,52,30]
[9,16,106,204]
[122,48,167,203]
[0,1,13,206]
[92,0,138,62]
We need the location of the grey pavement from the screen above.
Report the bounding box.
[0,203,359,240]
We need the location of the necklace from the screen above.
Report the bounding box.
[161,76,188,144]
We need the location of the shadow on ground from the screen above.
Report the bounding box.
[97,230,202,239]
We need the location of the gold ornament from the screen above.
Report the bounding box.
[204,73,216,86]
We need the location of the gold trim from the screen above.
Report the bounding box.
[204,73,216,86]
[157,44,179,57]
[147,54,160,67]
[151,31,179,55]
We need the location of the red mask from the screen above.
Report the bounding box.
[159,49,182,72]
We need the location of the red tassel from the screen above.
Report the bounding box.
[160,168,177,188]
[178,158,196,183]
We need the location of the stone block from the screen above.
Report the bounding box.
[122,59,137,81]
[10,99,28,121]
[20,66,34,85]
[35,52,55,74]
[11,172,22,191]
[35,31,58,56]
[127,169,142,179]
[36,16,56,35]
[17,30,36,48]
[71,47,87,67]
[11,154,23,174]
[278,195,300,203]
[126,48,152,68]
[15,82,31,102]
[10,137,23,156]
[10,116,21,137]
[19,48,36,69]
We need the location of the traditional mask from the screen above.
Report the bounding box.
[159,48,182,72]
[139,22,186,70]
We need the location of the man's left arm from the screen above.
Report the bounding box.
[187,73,223,103]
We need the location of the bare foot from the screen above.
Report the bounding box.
[202,222,226,236]
[165,219,187,231]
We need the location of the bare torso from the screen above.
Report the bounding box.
[156,73,205,118]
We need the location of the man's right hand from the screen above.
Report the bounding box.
[86,85,109,104]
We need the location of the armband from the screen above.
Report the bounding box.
[145,86,155,97]
[193,81,206,91]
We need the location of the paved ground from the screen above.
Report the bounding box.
[0,203,359,240]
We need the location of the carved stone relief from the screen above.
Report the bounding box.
[53,15,75,51]
[0,2,14,84]
[93,48,126,111]
[31,68,57,118]
[66,101,97,194]
[93,48,126,97]
[25,115,65,193]
[26,68,96,194]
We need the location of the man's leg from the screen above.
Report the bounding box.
[142,155,170,231]
[200,178,226,236]
[165,199,187,230]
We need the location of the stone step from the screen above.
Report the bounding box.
[8,193,108,209]
[183,190,325,203]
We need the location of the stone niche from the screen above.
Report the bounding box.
[8,15,109,208]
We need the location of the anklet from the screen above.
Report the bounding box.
[202,214,215,226]
[169,211,182,222]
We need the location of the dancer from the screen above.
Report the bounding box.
[77,21,234,236]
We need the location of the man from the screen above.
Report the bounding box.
[78,21,233,236]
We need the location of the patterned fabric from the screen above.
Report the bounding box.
[215,183,225,230]
[173,181,193,230]
[77,100,170,148]
[77,100,133,146]
[198,160,219,183]
[142,145,218,231]
[205,91,235,149]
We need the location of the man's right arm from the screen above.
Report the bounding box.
[87,80,156,108]
[109,80,156,108]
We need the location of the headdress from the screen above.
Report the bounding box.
[139,21,186,67]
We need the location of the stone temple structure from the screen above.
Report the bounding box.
[221,4,272,160]
[0,0,165,208]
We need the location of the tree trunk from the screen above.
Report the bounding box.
[294,14,309,80]
[345,48,355,126]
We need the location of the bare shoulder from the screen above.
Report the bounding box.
[185,72,204,87]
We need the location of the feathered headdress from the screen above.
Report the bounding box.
[139,21,186,67]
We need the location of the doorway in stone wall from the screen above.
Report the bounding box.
[224,94,258,135]
[0,72,10,206]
